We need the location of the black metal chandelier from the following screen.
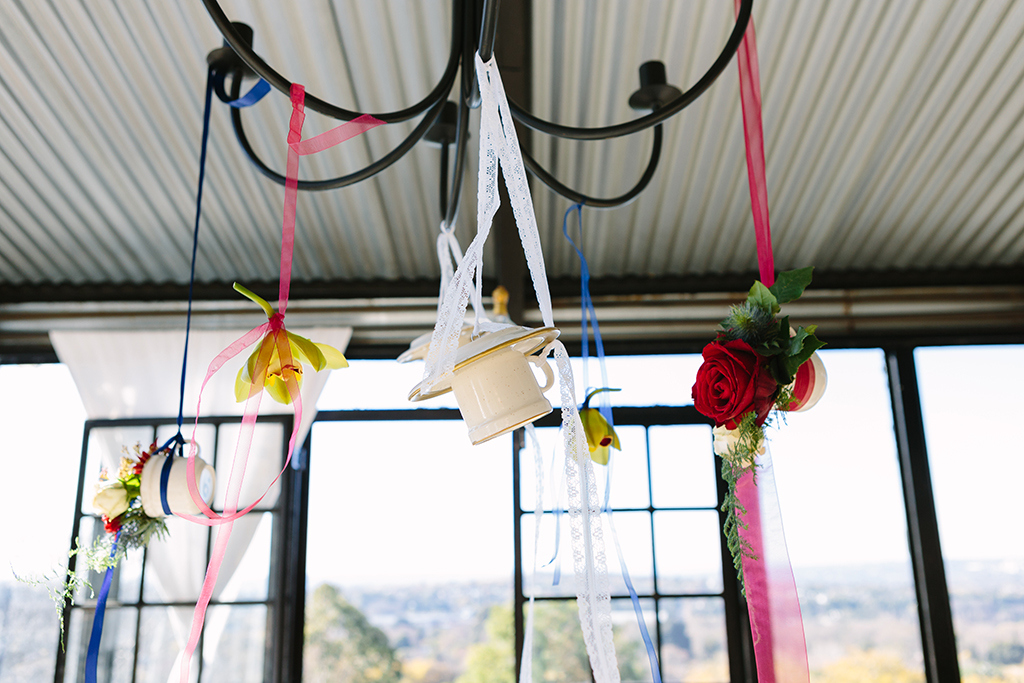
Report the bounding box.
[203,0,752,220]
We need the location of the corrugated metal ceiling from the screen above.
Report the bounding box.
[0,0,1022,294]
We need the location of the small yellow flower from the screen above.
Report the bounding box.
[579,387,621,465]
[233,283,348,404]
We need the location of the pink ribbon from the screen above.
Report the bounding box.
[733,3,809,681]
[177,86,382,683]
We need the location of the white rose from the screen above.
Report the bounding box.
[93,484,130,519]
[712,426,740,457]
[712,425,765,462]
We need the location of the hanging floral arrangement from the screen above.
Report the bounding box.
[691,267,825,585]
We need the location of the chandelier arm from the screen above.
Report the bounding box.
[201,0,463,123]
[228,75,448,191]
[520,124,663,209]
[507,0,752,140]
[443,86,472,228]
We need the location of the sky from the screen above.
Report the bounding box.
[2,345,1022,591]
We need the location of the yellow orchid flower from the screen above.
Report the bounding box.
[233,283,348,404]
[579,387,621,465]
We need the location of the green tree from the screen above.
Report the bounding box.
[456,605,515,683]
[458,600,649,683]
[304,583,403,683]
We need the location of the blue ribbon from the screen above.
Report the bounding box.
[84,530,120,683]
[225,78,270,108]
[562,203,663,683]
[172,72,270,446]
[159,454,175,516]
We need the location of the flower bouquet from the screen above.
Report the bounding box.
[691,267,825,585]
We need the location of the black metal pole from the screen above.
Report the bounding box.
[478,0,501,62]
[512,428,525,683]
[885,348,961,683]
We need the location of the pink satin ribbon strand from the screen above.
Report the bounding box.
[733,2,810,681]
[177,86,382,683]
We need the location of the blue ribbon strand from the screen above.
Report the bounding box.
[562,203,662,683]
[226,78,270,108]
[84,530,120,683]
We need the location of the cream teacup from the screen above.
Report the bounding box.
[451,346,555,445]
[782,351,827,412]
[140,453,216,517]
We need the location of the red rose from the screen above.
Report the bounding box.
[691,339,777,429]
[103,515,122,534]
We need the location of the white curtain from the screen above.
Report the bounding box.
[51,327,351,682]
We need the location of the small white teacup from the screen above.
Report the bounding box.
[452,347,555,445]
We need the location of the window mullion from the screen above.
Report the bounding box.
[885,347,960,683]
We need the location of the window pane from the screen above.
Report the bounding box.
[649,425,717,509]
[611,597,657,683]
[659,597,728,683]
[305,420,513,681]
[82,427,153,514]
[136,607,191,683]
[604,426,650,510]
[521,600,591,683]
[916,344,1024,680]
[200,604,267,683]
[767,349,924,679]
[652,511,723,594]
[605,512,654,597]
[318,359,460,410]
[0,365,83,683]
[215,511,273,602]
[521,512,577,599]
[214,422,283,511]
[63,607,138,683]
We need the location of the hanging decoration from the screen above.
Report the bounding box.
[175,85,382,683]
[692,3,820,681]
[232,283,348,404]
[410,53,619,683]
[691,267,824,585]
[579,387,620,466]
[561,203,662,683]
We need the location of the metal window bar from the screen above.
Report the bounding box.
[53,414,293,683]
[514,405,754,683]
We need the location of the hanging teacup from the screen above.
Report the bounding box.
[782,351,827,412]
[140,451,216,517]
[409,326,559,444]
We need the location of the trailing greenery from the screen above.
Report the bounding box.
[718,411,761,594]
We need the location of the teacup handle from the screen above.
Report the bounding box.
[529,354,555,393]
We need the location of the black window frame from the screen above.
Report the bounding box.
[55,414,296,683]
[52,340,1019,683]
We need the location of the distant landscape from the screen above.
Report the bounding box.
[3,560,1021,683]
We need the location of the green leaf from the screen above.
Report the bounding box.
[768,267,814,304]
[747,281,780,315]
[782,330,826,381]
[768,356,793,385]
[787,327,813,357]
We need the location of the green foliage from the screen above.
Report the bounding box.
[117,507,168,553]
[455,605,514,683]
[720,302,777,347]
[718,412,762,595]
[767,267,814,304]
[747,281,780,315]
[581,387,620,410]
[304,583,403,683]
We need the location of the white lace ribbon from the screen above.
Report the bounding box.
[421,53,618,683]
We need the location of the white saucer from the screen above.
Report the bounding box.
[396,324,476,363]
[407,326,559,402]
